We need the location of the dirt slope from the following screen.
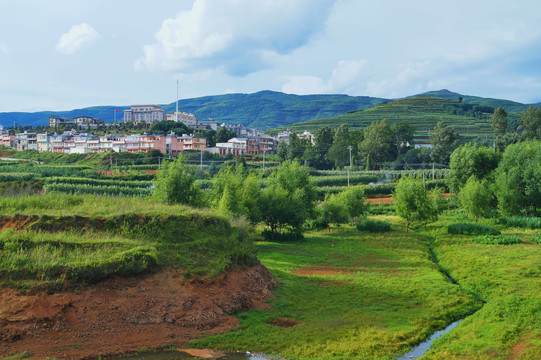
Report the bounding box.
[0,262,277,359]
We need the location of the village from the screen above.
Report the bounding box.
[0,104,314,156]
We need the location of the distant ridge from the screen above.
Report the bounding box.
[0,89,538,130]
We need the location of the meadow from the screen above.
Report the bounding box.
[191,212,540,360]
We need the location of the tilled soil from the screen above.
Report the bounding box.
[0,262,277,359]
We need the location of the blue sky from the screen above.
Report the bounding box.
[1,0,540,112]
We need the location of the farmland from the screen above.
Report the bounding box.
[272,97,522,142]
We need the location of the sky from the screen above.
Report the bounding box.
[1,0,541,112]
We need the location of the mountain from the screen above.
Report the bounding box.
[1,89,538,131]
[0,91,389,130]
[412,89,537,113]
[273,96,521,141]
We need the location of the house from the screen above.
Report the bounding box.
[166,111,198,126]
[123,105,165,123]
[16,131,37,151]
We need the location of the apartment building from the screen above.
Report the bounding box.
[123,105,165,123]
[166,111,198,126]
[16,131,37,151]
[0,133,16,148]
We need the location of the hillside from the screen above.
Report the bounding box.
[413,89,540,113]
[274,96,521,140]
[0,91,388,130]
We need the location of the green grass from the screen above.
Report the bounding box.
[0,194,256,289]
[472,235,522,245]
[419,213,541,359]
[190,216,481,360]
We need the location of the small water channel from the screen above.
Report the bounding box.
[395,319,463,360]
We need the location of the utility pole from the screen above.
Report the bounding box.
[432,162,435,181]
[200,149,203,169]
[347,145,353,187]
[158,156,161,170]
[263,150,266,170]
[109,153,113,173]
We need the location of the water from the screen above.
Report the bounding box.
[396,319,463,360]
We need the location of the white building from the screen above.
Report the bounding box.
[166,111,198,126]
[123,105,165,123]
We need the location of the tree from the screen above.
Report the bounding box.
[430,121,457,165]
[277,141,288,161]
[460,176,495,222]
[393,176,432,232]
[492,106,508,152]
[304,126,334,169]
[149,120,190,135]
[391,120,415,156]
[328,124,350,169]
[519,106,541,140]
[152,156,202,206]
[318,194,349,231]
[287,133,307,161]
[338,185,367,221]
[261,161,317,237]
[447,143,501,192]
[214,127,237,143]
[495,141,541,215]
[359,119,394,169]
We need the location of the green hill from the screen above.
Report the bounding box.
[413,89,534,113]
[274,96,521,141]
[0,91,388,130]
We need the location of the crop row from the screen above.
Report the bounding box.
[0,165,91,177]
[312,175,379,187]
[44,177,152,189]
[0,173,37,182]
[310,169,449,180]
[44,183,151,197]
[317,180,447,198]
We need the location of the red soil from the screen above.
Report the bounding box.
[0,263,277,359]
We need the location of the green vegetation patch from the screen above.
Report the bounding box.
[472,235,522,245]
[448,222,501,236]
[356,219,391,232]
[499,216,541,229]
[0,194,256,289]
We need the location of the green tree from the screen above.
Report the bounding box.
[261,161,317,237]
[287,133,307,161]
[393,176,432,232]
[492,107,508,151]
[328,124,350,169]
[359,119,394,169]
[149,120,191,135]
[152,156,202,206]
[460,176,495,222]
[277,141,288,161]
[519,106,541,140]
[447,143,501,192]
[338,185,367,221]
[495,141,541,215]
[304,126,334,169]
[391,120,415,156]
[214,127,237,143]
[318,194,349,231]
[430,121,458,165]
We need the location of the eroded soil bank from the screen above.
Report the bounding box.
[0,262,277,359]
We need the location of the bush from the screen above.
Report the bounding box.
[473,235,521,245]
[448,223,501,236]
[499,216,541,229]
[261,228,304,242]
[530,234,541,244]
[356,219,391,232]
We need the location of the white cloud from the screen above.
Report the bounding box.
[282,60,369,95]
[56,23,99,55]
[135,0,337,74]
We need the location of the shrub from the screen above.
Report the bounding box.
[473,235,521,245]
[530,234,541,244]
[261,228,304,242]
[499,216,541,229]
[448,223,501,236]
[356,219,391,232]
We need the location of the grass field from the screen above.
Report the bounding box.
[191,213,540,360]
[191,216,481,360]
